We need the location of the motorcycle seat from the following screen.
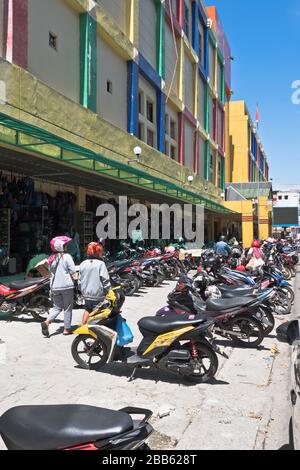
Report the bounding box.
[0,405,133,450]
[218,285,255,297]
[138,315,206,335]
[5,278,44,290]
[107,260,131,269]
[206,296,257,312]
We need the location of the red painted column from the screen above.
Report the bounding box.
[178,0,183,28]
[3,0,28,68]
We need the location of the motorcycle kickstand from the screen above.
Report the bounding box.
[128,367,137,383]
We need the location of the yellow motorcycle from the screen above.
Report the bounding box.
[71,289,225,384]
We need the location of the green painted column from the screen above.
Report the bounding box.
[80,13,97,112]
[156,0,165,78]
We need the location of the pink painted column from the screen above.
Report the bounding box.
[3,0,28,68]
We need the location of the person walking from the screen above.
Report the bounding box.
[79,242,111,325]
[41,236,76,338]
[215,235,231,258]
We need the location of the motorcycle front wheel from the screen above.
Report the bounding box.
[71,335,108,370]
[254,307,275,336]
[28,294,51,322]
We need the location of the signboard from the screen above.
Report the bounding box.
[273,207,299,227]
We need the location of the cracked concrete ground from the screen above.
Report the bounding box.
[0,274,295,450]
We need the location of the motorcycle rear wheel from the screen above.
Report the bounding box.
[71,334,108,370]
[184,343,219,383]
[229,316,264,348]
[121,275,140,296]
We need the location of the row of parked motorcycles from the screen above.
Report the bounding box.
[0,247,193,321]
[0,239,298,450]
[70,244,297,383]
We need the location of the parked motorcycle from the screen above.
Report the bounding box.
[71,292,224,383]
[157,278,267,348]
[0,277,50,321]
[0,405,153,450]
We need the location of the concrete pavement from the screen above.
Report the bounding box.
[0,276,295,450]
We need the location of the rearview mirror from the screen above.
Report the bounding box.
[276,321,299,345]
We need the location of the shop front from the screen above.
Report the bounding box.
[0,113,237,276]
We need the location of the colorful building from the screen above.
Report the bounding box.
[224,101,272,246]
[0,0,241,271]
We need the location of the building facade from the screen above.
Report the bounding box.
[224,100,272,246]
[273,188,300,236]
[0,0,241,271]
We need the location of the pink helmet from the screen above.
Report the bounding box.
[50,236,72,253]
[154,248,161,255]
[166,246,176,254]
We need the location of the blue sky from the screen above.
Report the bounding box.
[206,0,300,186]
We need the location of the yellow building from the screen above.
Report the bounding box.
[224,101,272,247]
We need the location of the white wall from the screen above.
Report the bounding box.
[165,24,178,94]
[97,37,127,131]
[184,54,194,112]
[139,0,157,69]
[184,121,194,171]
[28,0,80,103]
[98,0,127,35]
[275,193,300,208]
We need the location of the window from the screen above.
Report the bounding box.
[49,32,57,51]
[138,123,145,141]
[285,196,289,200]
[198,32,203,64]
[183,2,190,39]
[170,145,176,160]
[165,114,170,135]
[139,83,157,149]
[210,154,214,183]
[107,80,113,94]
[170,119,176,140]
[217,160,222,188]
[147,129,154,148]
[147,99,154,123]
[165,110,178,160]
[139,91,144,115]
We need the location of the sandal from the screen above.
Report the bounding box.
[41,322,50,338]
[63,330,73,336]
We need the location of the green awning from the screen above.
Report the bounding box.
[0,112,234,215]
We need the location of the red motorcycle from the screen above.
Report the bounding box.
[0,276,50,321]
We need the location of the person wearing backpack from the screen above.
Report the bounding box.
[41,236,77,338]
